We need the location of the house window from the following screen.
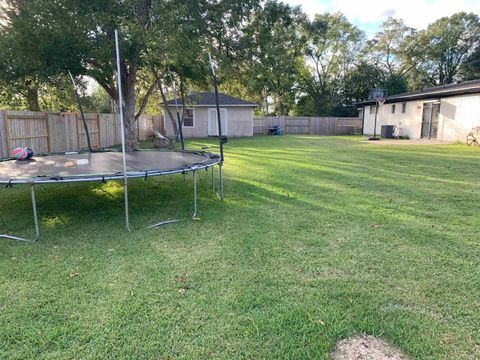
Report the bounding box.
[391,104,396,114]
[369,105,377,114]
[183,109,194,127]
[402,102,407,113]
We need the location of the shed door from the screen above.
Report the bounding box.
[421,102,440,139]
[208,108,227,136]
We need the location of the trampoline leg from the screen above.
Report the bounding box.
[0,184,40,243]
[148,170,199,229]
[123,179,131,232]
[219,163,224,200]
[211,165,215,192]
[193,170,197,218]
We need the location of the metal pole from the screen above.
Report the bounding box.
[68,70,93,153]
[168,68,185,150]
[208,53,224,164]
[115,30,131,232]
[31,184,40,240]
[211,165,215,192]
[373,102,379,140]
[192,170,197,218]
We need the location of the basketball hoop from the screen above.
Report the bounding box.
[369,88,388,105]
[368,88,388,141]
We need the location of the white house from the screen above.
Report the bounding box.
[163,92,257,138]
[359,80,480,141]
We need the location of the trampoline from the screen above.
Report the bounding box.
[1,31,227,243]
[0,150,223,242]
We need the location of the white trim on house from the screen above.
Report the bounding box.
[385,84,480,102]
[208,108,228,136]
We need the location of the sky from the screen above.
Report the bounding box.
[284,0,480,36]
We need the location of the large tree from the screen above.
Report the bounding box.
[361,17,416,95]
[0,0,159,149]
[241,1,307,115]
[0,0,257,149]
[412,12,480,86]
[301,12,364,115]
[364,18,416,78]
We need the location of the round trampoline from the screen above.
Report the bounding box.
[0,150,223,243]
[0,150,220,184]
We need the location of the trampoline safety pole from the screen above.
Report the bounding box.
[68,70,93,153]
[115,29,131,232]
[208,53,224,164]
[168,68,185,150]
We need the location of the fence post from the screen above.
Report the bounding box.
[46,112,52,152]
[0,111,8,158]
[3,111,11,154]
[97,113,101,148]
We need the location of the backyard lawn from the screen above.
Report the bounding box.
[1,136,479,359]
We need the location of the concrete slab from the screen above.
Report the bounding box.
[360,139,454,145]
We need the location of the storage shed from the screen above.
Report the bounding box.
[163,92,257,138]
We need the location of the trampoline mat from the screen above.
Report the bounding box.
[0,151,218,183]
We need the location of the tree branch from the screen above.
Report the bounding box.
[135,75,163,119]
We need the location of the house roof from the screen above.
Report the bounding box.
[358,79,480,106]
[163,92,257,107]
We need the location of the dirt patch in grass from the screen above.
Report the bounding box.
[331,336,409,360]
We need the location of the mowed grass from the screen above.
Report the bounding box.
[1,136,479,359]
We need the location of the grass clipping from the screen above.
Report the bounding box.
[331,336,409,360]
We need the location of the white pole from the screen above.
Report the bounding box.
[115,29,131,231]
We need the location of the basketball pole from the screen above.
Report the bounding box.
[373,100,379,140]
[115,29,131,232]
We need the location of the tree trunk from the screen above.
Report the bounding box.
[123,65,138,151]
[277,97,285,116]
[124,88,138,151]
[26,87,40,111]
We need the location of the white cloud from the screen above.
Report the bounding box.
[284,0,480,32]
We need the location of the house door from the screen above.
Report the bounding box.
[421,102,440,139]
[208,108,227,136]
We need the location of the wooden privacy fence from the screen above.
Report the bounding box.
[0,110,164,158]
[253,116,362,136]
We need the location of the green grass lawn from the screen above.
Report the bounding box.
[1,136,479,359]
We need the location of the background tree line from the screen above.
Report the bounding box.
[0,0,479,148]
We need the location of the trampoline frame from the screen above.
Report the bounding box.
[0,152,223,243]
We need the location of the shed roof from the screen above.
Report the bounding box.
[358,79,480,106]
[163,92,257,107]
